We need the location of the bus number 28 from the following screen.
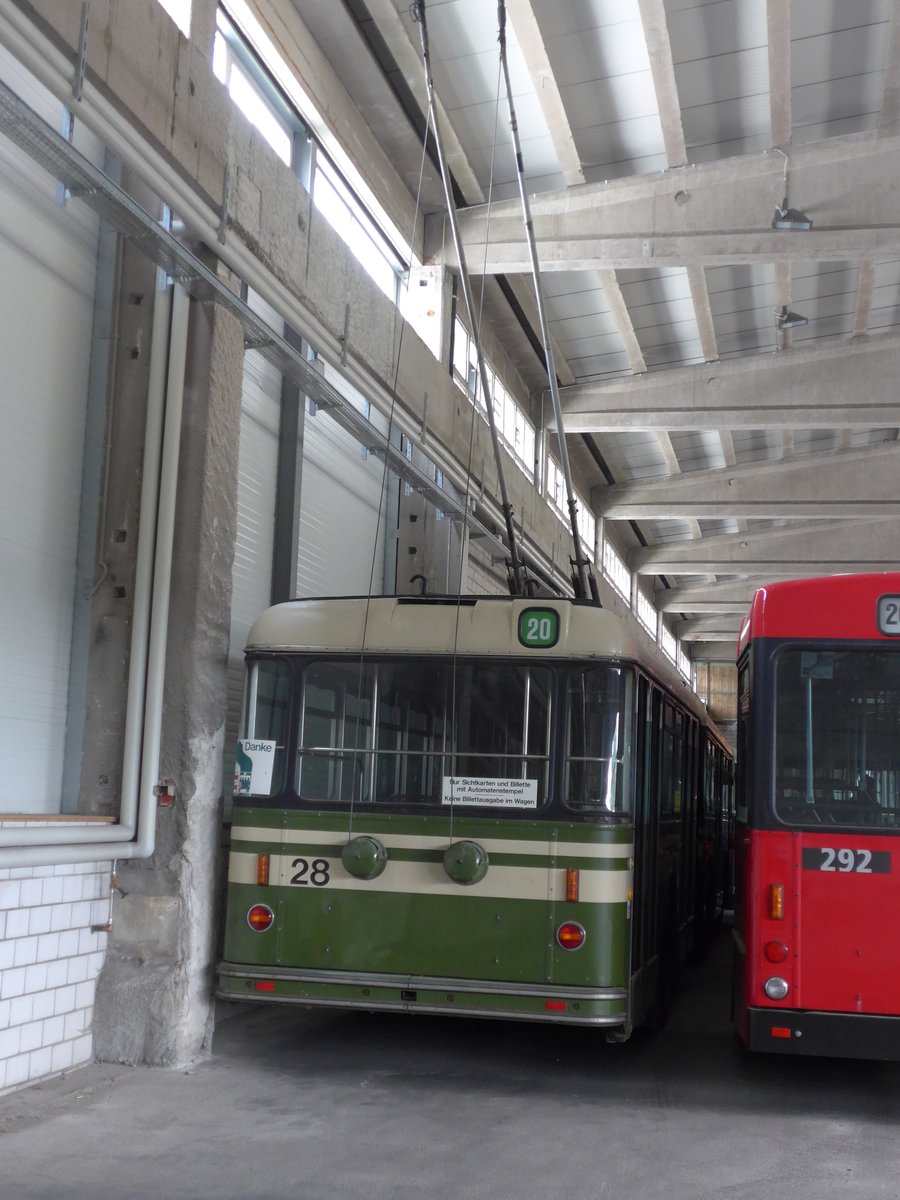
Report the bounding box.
[290,857,331,886]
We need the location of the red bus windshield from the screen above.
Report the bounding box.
[773,645,900,829]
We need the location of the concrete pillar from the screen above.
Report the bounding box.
[93,268,244,1067]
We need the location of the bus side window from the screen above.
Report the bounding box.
[234,660,291,797]
[659,703,675,816]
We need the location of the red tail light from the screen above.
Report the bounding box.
[556,921,586,950]
[247,904,274,932]
[764,940,789,963]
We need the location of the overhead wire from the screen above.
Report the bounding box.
[346,80,435,837]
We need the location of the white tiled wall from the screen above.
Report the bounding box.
[0,827,112,1096]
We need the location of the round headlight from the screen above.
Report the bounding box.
[763,976,789,1001]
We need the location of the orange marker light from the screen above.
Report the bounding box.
[768,884,785,920]
[565,868,580,903]
[257,853,270,887]
[771,1026,792,1039]
[254,980,275,992]
[545,1000,567,1012]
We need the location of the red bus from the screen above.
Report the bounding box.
[732,573,900,1060]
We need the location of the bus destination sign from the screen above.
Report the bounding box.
[876,595,900,636]
[517,607,559,648]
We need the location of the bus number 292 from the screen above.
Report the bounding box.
[802,848,891,874]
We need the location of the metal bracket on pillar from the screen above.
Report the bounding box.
[218,166,229,245]
[74,2,90,103]
[421,392,429,442]
[479,458,485,502]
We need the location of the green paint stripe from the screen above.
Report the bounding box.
[229,843,630,870]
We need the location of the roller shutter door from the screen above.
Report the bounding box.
[225,293,281,766]
[295,362,387,597]
[0,50,100,812]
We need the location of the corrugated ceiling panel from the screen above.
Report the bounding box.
[869,261,900,333]
[598,431,670,481]
[669,431,728,472]
[731,430,784,463]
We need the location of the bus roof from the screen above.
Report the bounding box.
[247,595,727,745]
[738,572,900,656]
[248,595,642,660]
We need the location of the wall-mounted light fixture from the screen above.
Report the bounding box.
[771,148,813,230]
[776,306,808,330]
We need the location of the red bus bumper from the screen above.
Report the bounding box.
[747,1007,900,1061]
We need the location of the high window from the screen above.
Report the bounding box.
[545,457,595,559]
[312,157,403,302]
[157,0,191,37]
[635,586,657,636]
[602,539,631,602]
[451,316,535,480]
[213,9,294,167]
[214,5,404,299]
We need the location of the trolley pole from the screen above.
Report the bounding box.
[411,0,528,598]
[496,1,598,604]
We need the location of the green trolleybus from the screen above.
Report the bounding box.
[218,595,732,1039]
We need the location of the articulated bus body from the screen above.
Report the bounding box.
[734,573,900,1059]
[218,595,732,1040]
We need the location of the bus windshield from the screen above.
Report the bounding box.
[773,646,900,828]
[295,658,553,809]
[234,657,635,815]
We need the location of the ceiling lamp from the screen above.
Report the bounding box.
[772,196,813,231]
[776,306,808,330]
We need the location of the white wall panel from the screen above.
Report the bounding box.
[0,51,99,813]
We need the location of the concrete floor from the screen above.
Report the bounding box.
[2,935,899,1200]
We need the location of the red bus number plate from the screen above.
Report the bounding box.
[801,847,891,874]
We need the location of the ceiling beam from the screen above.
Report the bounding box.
[428,131,900,270]
[636,0,688,166]
[629,517,900,574]
[690,641,739,663]
[506,0,584,186]
[599,442,900,518]
[853,260,875,335]
[557,330,900,431]
[881,1,900,132]
[434,228,900,273]
[657,580,761,614]
[677,616,744,641]
[767,0,792,147]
